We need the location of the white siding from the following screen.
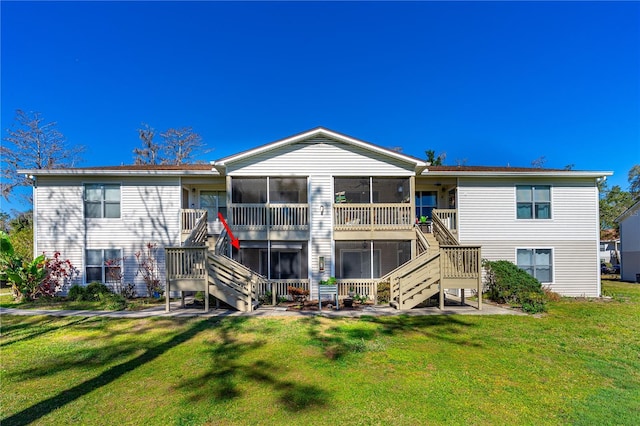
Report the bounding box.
[619,205,640,282]
[308,175,334,299]
[227,137,415,176]
[457,177,600,296]
[35,176,181,295]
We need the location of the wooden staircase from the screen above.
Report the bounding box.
[165,213,263,312]
[384,225,443,310]
[207,252,262,312]
[387,251,442,310]
[384,212,483,311]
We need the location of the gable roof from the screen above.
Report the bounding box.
[19,163,217,177]
[422,165,612,179]
[212,127,428,172]
[615,199,640,223]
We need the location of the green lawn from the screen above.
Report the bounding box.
[1,280,639,425]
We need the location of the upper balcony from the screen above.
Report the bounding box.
[334,203,413,231]
[230,203,309,231]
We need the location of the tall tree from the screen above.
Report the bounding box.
[425,149,446,166]
[133,124,207,165]
[133,123,161,165]
[628,164,640,197]
[600,185,633,231]
[159,127,207,165]
[1,109,84,203]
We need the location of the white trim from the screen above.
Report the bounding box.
[423,170,612,178]
[515,247,555,284]
[213,127,427,168]
[514,184,553,221]
[84,247,123,285]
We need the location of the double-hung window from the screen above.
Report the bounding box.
[516,185,550,219]
[85,184,121,218]
[517,248,553,283]
[86,249,122,283]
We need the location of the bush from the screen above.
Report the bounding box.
[377,280,390,304]
[67,284,87,301]
[288,286,309,303]
[85,282,112,301]
[483,260,547,313]
[98,292,126,310]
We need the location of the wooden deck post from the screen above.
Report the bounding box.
[166,276,171,312]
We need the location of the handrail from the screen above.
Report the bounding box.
[432,209,457,232]
[208,252,266,304]
[214,228,230,256]
[431,213,459,246]
[181,209,208,233]
[183,210,208,247]
[415,225,431,255]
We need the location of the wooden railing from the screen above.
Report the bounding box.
[431,213,459,246]
[230,204,309,230]
[182,209,208,234]
[166,246,208,280]
[337,279,377,301]
[440,245,481,280]
[334,203,413,231]
[433,209,457,233]
[415,225,431,255]
[255,279,310,304]
[183,210,208,247]
[208,253,264,311]
[382,251,437,304]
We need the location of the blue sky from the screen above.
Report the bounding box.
[2,1,639,212]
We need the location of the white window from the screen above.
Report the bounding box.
[516,185,551,219]
[517,248,553,283]
[86,249,122,283]
[85,184,121,218]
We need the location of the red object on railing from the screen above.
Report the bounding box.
[218,212,240,249]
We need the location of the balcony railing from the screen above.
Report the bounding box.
[230,204,309,230]
[334,203,413,231]
[433,209,457,233]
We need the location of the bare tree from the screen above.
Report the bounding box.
[133,124,207,165]
[1,109,84,202]
[531,156,546,168]
[160,127,208,165]
[133,123,161,165]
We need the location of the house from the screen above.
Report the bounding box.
[21,127,612,310]
[599,239,620,265]
[615,200,640,283]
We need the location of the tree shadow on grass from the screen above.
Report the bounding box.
[1,318,213,426]
[301,314,482,361]
[0,316,90,348]
[174,317,330,413]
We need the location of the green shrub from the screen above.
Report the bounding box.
[483,260,547,313]
[67,284,87,301]
[377,280,390,304]
[85,282,112,301]
[98,292,127,310]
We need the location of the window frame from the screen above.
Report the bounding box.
[85,248,123,284]
[84,183,121,219]
[415,190,438,221]
[516,247,554,283]
[516,185,551,220]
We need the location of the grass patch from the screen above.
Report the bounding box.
[1,281,639,425]
[0,295,164,311]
